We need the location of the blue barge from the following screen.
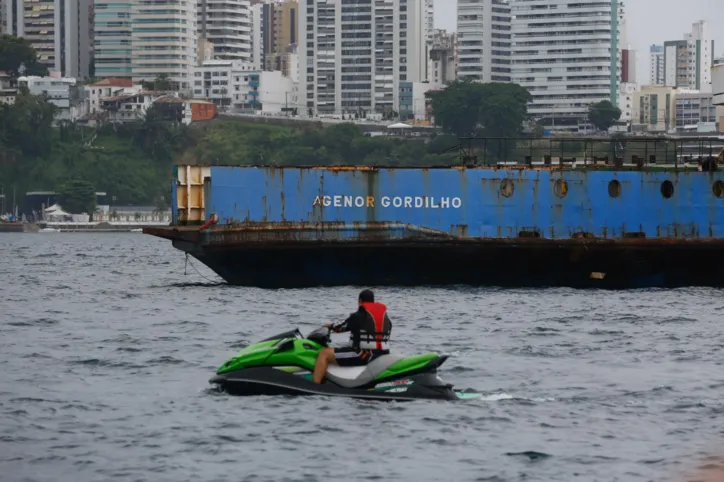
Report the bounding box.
[144,140,724,289]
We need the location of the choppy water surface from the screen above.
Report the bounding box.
[2,233,724,482]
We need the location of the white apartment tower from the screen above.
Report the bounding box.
[3,0,91,78]
[664,20,714,91]
[424,0,433,42]
[649,44,664,85]
[131,0,198,92]
[249,2,263,70]
[1,0,18,35]
[510,0,625,130]
[424,0,434,78]
[456,0,511,83]
[299,0,428,117]
[197,0,252,62]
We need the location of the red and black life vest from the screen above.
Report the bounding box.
[356,301,392,350]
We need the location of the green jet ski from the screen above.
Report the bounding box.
[209,326,481,401]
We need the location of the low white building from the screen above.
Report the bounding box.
[631,85,678,133]
[675,91,717,131]
[16,75,83,121]
[0,72,16,105]
[85,78,142,114]
[618,82,640,123]
[713,64,724,107]
[99,91,164,123]
[192,60,294,114]
[713,64,724,131]
[631,85,721,133]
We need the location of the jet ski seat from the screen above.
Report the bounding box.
[325,354,407,388]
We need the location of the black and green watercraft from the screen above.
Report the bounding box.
[209,326,481,401]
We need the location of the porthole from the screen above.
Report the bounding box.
[553,179,568,198]
[661,180,674,199]
[713,181,724,199]
[500,179,514,198]
[608,179,621,198]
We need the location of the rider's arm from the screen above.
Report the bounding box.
[329,313,357,333]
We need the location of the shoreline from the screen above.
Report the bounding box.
[1,222,169,233]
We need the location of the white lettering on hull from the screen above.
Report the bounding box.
[312,195,463,209]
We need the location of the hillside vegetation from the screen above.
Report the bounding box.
[1,93,463,208]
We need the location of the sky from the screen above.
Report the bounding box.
[433,0,724,85]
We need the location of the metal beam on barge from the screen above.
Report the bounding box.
[451,135,723,169]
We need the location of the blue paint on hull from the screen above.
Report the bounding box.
[190,167,724,240]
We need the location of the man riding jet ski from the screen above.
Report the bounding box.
[209,289,480,401]
[313,289,392,384]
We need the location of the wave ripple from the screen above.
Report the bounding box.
[1,233,723,482]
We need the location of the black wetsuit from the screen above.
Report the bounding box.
[330,302,392,367]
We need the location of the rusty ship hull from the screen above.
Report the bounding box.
[144,160,724,289]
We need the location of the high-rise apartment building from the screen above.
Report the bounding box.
[2,0,92,78]
[621,47,636,83]
[649,44,665,85]
[249,0,297,71]
[423,0,434,78]
[428,29,456,86]
[131,0,198,92]
[250,1,270,69]
[15,0,56,68]
[197,0,252,62]
[94,0,132,78]
[299,0,428,117]
[266,0,297,72]
[663,40,689,88]
[663,20,714,91]
[424,0,433,42]
[1,0,18,34]
[249,2,264,69]
[65,0,93,78]
[456,0,511,83]
[271,0,296,57]
[510,0,625,130]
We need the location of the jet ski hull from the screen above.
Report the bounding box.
[209,366,467,401]
[211,326,481,401]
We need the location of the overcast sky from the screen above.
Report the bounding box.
[433,0,724,85]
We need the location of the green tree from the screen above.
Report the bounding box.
[588,100,622,131]
[58,179,97,215]
[153,73,171,91]
[426,79,484,137]
[0,34,49,77]
[426,80,532,139]
[0,89,56,157]
[477,83,532,138]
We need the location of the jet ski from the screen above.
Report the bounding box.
[209,326,481,401]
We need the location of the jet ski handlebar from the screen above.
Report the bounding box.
[306,325,332,347]
[257,326,332,347]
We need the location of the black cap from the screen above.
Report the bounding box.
[358,289,374,303]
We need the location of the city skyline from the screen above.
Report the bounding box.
[434,0,724,84]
